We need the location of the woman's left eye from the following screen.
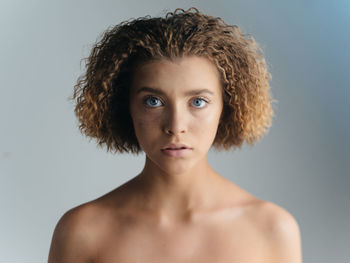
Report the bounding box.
[191,98,207,108]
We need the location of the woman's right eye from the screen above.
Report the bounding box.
[143,96,163,107]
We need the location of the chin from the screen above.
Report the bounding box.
[148,150,206,176]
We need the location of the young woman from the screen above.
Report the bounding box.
[48,7,302,263]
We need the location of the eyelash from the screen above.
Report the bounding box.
[142,95,209,109]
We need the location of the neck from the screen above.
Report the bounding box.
[133,155,227,220]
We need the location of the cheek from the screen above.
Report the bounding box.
[131,110,162,138]
[190,108,222,133]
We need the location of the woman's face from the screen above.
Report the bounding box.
[129,56,223,174]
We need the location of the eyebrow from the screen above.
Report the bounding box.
[136,87,214,96]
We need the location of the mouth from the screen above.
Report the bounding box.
[164,146,187,150]
[161,143,192,157]
[161,143,192,150]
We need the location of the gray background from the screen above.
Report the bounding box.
[1,0,349,262]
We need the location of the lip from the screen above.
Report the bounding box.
[161,143,192,150]
[161,143,193,157]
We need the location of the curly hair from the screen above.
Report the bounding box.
[71,7,275,154]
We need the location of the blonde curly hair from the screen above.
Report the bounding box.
[71,7,275,154]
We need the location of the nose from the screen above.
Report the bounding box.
[162,104,187,136]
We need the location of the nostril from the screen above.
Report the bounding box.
[164,128,173,135]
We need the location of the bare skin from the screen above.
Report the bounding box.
[48,56,302,263]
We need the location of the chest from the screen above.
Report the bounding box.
[95,220,268,263]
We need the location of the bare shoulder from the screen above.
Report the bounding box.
[251,200,303,263]
[48,201,107,263]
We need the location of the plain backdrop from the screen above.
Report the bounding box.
[1,0,349,262]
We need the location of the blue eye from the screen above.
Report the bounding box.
[144,96,163,107]
[191,98,207,108]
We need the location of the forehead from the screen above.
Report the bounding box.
[130,56,222,95]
